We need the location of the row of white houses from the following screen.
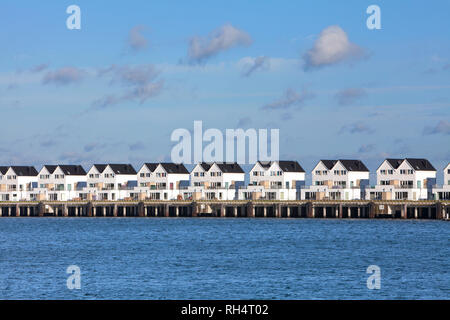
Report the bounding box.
[0,159,449,202]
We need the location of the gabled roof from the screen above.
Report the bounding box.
[198,163,212,171]
[257,161,305,172]
[277,161,305,172]
[58,165,86,175]
[143,163,159,172]
[197,162,244,173]
[338,160,369,172]
[256,161,272,169]
[0,166,9,175]
[108,164,136,175]
[42,165,58,174]
[159,163,189,174]
[92,164,107,173]
[320,160,338,170]
[9,166,38,176]
[385,159,403,169]
[215,163,244,173]
[93,164,136,174]
[405,158,436,171]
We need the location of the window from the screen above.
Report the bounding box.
[380,170,386,174]
[40,174,50,179]
[388,170,393,174]
[315,170,321,175]
[140,173,145,177]
[194,172,199,177]
[323,171,328,175]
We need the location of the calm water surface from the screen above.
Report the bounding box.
[0,218,448,299]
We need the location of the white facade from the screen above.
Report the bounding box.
[367,159,436,200]
[445,163,450,188]
[302,160,369,200]
[432,163,450,200]
[185,163,245,200]
[190,163,244,189]
[136,163,190,200]
[81,164,137,201]
[35,165,87,201]
[249,161,306,189]
[0,167,38,201]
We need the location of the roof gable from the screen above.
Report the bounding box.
[107,164,137,175]
[58,165,86,175]
[405,158,436,171]
[9,166,38,176]
[278,160,305,173]
[338,160,369,172]
[159,163,189,174]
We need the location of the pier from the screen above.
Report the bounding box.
[0,200,449,220]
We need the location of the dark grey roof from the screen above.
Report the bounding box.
[143,163,159,172]
[199,163,212,171]
[10,166,38,176]
[198,162,244,173]
[278,161,305,172]
[0,166,9,175]
[405,158,436,171]
[257,161,272,169]
[339,160,369,172]
[58,165,86,175]
[159,163,189,174]
[320,160,338,170]
[216,163,244,173]
[108,164,136,175]
[42,165,58,174]
[93,164,136,174]
[386,159,403,169]
[257,161,305,172]
[93,164,107,173]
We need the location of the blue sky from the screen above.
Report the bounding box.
[0,0,449,181]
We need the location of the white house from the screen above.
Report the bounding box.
[367,158,436,200]
[35,165,87,201]
[242,161,306,200]
[432,163,450,200]
[81,164,137,201]
[185,162,245,200]
[301,160,370,200]
[0,166,38,201]
[135,163,190,200]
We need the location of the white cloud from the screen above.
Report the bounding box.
[240,56,270,77]
[42,67,85,85]
[303,25,365,70]
[262,88,314,110]
[187,24,252,64]
[127,25,149,52]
